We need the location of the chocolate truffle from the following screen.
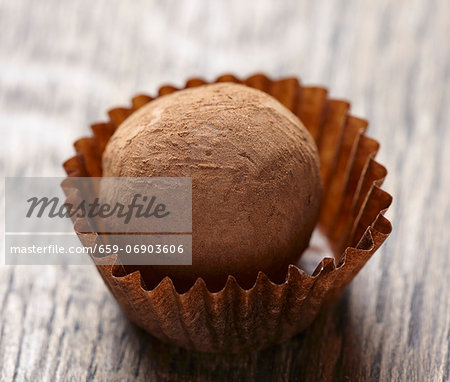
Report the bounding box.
[102,83,321,291]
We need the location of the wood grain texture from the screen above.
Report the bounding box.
[0,0,449,381]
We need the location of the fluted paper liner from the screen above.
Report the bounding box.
[63,74,392,353]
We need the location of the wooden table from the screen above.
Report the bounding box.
[1,0,449,380]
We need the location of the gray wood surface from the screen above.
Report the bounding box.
[1,0,449,381]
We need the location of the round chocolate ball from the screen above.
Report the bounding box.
[102,83,321,291]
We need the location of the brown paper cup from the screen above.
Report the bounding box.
[63,74,392,353]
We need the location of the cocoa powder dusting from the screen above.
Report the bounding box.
[103,83,321,291]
